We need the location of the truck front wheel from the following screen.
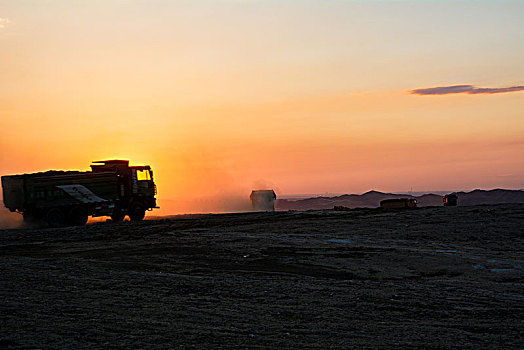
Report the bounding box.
[46,208,66,227]
[129,203,145,221]
[111,209,125,222]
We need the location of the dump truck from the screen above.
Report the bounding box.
[380,198,417,209]
[1,160,157,227]
[250,190,276,211]
[443,193,458,206]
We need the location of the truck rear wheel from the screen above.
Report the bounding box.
[129,203,145,221]
[67,206,88,226]
[46,208,66,227]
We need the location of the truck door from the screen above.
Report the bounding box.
[134,169,154,197]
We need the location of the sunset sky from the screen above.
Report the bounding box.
[1,0,523,214]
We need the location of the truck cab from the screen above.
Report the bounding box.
[90,160,157,221]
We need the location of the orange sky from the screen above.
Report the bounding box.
[1,1,523,215]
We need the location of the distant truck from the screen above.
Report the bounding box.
[380,198,417,209]
[250,190,276,211]
[1,160,157,227]
[443,193,458,206]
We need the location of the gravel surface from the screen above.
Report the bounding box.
[1,204,523,349]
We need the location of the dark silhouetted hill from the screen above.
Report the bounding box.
[455,189,524,206]
[276,189,524,211]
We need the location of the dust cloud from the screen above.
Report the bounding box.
[153,152,279,215]
[252,179,280,194]
[0,201,23,229]
[152,179,279,216]
[154,194,253,216]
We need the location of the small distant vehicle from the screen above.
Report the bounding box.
[1,160,157,227]
[443,193,458,206]
[250,190,276,211]
[380,198,417,209]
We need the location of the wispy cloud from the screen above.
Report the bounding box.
[0,17,10,29]
[410,85,524,96]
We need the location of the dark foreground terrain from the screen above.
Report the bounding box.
[1,204,523,349]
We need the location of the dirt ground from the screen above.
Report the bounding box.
[1,204,523,349]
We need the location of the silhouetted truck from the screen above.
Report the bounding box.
[1,160,157,227]
[380,198,417,209]
[250,190,276,211]
[443,193,458,206]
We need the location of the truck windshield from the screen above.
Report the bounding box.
[136,170,151,181]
